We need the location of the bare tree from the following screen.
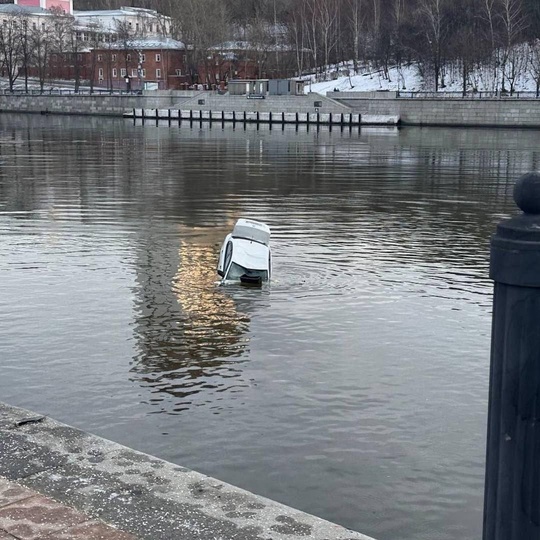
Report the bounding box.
[49,6,75,87]
[319,0,340,74]
[115,19,138,83]
[69,26,84,92]
[504,41,528,93]
[345,0,365,74]
[30,19,53,92]
[0,12,24,92]
[498,0,528,93]
[480,0,501,91]
[417,0,449,91]
[19,13,31,92]
[84,22,104,93]
[528,39,540,96]
[247,16,274,78]
[168,0,229,86]
[286,1,308,76]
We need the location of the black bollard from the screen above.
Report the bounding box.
[483,172,540,540]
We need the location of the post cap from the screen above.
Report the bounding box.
[491,172,540,287]
[514,172,540,214]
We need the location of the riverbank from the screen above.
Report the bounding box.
[0,402,375,540]
[0,91,539,128]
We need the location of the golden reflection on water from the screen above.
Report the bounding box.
[172,232,250,358]
[129,227,252,412]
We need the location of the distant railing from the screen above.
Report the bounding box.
[0,88,143,96]
[397,90,540,99]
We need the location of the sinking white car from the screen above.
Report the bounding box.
[217,219,271,285]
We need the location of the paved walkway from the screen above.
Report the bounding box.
[0,477,136,540]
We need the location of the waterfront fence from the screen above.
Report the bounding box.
[398,91,540,99]
[0,89,142,96]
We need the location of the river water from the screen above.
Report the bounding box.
[0,114,538,540]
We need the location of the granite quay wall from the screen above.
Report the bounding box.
[0,402,375,540]
[332,93,540,128]
[0,93,195,116]
[3,91,538,128]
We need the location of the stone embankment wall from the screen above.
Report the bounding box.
[1,91,539,127]
[0,92,195,116]
[332,92,540,128]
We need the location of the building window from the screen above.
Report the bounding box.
[136,23,139,32]
[112,68,117,77]
[127,54,131,61]
[131,69,138,77]
[156,68,161,78]
[155,53,161,62]
[175,69,182,76]
[32,22,36,30]
[141,54,145,62]
[77,54,82,61]
[142,69,146,78]
[97,54,102,62]
[149,24,153,33]
[98,68,104,80]
[121,68,126,77]
[112,54,116,62]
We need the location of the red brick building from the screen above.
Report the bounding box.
[196,41,301,87]
[91,37,189,91]
[47,52,91,82]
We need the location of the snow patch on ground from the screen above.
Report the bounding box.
[305,62,539,95]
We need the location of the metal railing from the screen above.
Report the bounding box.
[397,90,540,99]
[0,88,143,96]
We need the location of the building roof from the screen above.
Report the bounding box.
[0,4,49,15]
[73,7,161,18]
[211,40,300,53]
[107,37,185,50]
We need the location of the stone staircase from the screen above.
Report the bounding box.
[172,92,353,114]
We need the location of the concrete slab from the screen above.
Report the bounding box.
[38,520,136,540]
[0,402,375,540]
[0,430,67,480]
[0,494,87,540]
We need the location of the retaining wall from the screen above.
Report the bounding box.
[0,93,194,116]
[332,93,540,128]
[2,92,538,128]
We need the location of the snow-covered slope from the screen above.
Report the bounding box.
[306,62,539,94]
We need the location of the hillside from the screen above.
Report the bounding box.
[308,61,540,95]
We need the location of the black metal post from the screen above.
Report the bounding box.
[484,172,540,540]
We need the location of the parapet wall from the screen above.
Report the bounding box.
[332,93,540,128]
